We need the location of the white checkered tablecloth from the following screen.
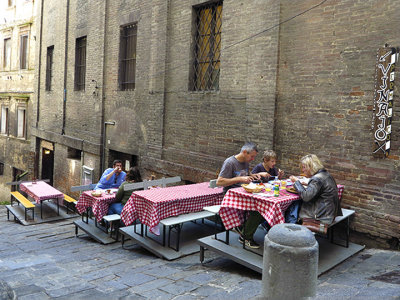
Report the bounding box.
[20,181,64,204]
[121,182,224,228]
[76,191,118,221]
[219,185,344,230]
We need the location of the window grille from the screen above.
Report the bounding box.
[75,36,86,91]
[192,1,222,91]
[45,46,54,91]
[119,24,137,91]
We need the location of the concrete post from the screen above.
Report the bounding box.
[261,223,318,300]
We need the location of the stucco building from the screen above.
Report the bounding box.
[32,0,399,248]
[0,0,37,199]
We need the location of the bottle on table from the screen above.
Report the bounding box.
[274,184,280,197]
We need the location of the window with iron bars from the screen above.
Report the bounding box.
[45,46,54,91]
[119,24,137,91]
[191,1,222,91]
[75,36,86,91]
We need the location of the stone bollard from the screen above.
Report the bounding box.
[261,223,318,300]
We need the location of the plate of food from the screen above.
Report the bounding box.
[242,183,264,193]
[105,188,118,195]
[91,190,103,197]
[286,187,298,194]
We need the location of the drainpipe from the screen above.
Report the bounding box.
[102,121,115,173]
[99,0,109,173]
[34,0,45,178]
[62,0,70,135]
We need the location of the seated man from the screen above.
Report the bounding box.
[217,142,264,249]
[95,160,126,190]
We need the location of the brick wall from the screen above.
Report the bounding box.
[275,0,399,246]
[33,0,399,247]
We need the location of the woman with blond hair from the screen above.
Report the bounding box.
[290,154,341,224]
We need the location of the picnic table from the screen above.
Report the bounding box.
[19,181,64,219]
[121,182,224,230]
[76,190,118,222]
[219,185,344,230]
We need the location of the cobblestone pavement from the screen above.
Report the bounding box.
[0,208,399,300]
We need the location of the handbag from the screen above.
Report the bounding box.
[301,218,328,235]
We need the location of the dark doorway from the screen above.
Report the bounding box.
[41,148,54,185]
[108,150,138,171]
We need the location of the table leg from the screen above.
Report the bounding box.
[40,201,43,219]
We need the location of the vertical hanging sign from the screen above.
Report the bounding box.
[372,47,399,157]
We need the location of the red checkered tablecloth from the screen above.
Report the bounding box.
[121,182,224,228]
[76,191,118,221]
[20,181,64,204]
[219,185,344,230]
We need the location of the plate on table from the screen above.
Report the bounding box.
[105,188,118,195]
[242,183,264,193]
[286,187,298,194]
[91,191,103,197]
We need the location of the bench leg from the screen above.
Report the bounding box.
[225,230,230,245]
[345,218,350,248]
[163,225,166,247]
[7,208,9,220]
[200,246,205,263]
[40,201,43,219]
[75,224,78,236]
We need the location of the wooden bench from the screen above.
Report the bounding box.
[124,176,181,191]
[70,183,97,192]
[103,214,121,241]
[159,210,216,251]
[63,194,77,214]
[303,208,355,248]
[327,208,355,248]
[9,191,35,221]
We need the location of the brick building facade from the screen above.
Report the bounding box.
[0,0,37,199]
[32,0,399,248]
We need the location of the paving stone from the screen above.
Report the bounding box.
[139,288,174,300]
[118,272,157,287]
[184,272,214,284]
[159,280,200,296]
[192,284,225,297]
[47,282,96,298]
[173,293,199,300]
[94,279,129,293]
[0,280,15,300]
[13,284,46,297]
[54,288,109,300]
[129,278,174,294]
[18,292,51,300]
[143,265,181,277]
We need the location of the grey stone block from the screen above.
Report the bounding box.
[159,280,200,296]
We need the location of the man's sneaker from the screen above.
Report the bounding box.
[238,235,260,249]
